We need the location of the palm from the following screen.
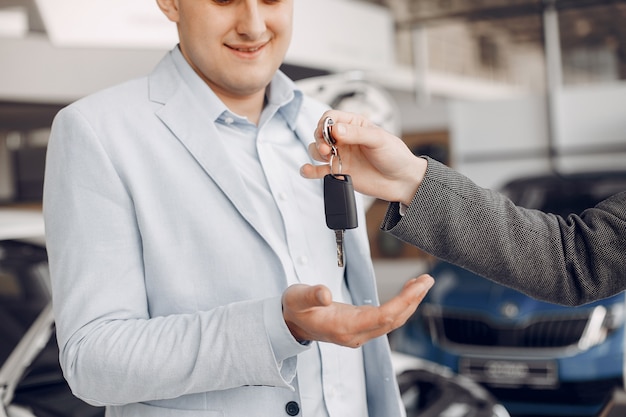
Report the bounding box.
[282,276,433,348]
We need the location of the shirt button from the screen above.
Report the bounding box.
[285,401,300,416]
[224,116,234,124]
[278,192,288,201]
[297,256,309,266]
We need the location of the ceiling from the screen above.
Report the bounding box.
[4,0,624,52]
[3,0,625,79]
[1,0,625,109]
[361,0,626,79]
[397,0,626,47]
[0,0,44,33]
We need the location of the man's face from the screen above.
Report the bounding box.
[159,0,293,100]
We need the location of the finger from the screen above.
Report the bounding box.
[307,142,331,162]
[315,286,332,306]
[402,274,435,292]
[300,163,329,179]
[376,274,434,328]
[341,277,433,346]
[395,274,434,309]
[321,109,370,129]
[314,110,370,148]
[286,283,332,312]
[330,122,384,149]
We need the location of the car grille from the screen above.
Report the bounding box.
[425,309,592,349]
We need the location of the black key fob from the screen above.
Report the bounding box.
[324,174,358,230]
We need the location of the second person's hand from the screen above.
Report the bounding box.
[300,110,428,206]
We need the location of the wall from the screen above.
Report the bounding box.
[0,35,167,103]
[555,83,626,172]
[0,0,396,104]
[446,82,626,189]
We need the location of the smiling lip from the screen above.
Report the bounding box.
[227,42,267,53]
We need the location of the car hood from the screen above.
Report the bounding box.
[425,262,622,321]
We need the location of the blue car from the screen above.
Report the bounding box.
[389,170,626,417]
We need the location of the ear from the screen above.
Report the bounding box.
[156,0,180,22]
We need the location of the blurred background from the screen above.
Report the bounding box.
[1,1,625,417]
[2,0,626,236]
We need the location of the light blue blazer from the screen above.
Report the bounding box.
[43,51,404,417]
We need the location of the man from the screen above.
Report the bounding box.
[43,2,434,417]
[301,110,626,307]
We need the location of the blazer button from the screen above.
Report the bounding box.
[285,401,300,416]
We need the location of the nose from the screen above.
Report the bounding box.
[236,1,266,40]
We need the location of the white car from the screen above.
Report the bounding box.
[0,208,102,417]
[392,351,510,417]
[0,208,508,417]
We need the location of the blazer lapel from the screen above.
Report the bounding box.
[149,55,279,254]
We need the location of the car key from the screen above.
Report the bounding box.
[324,174,358,267]
[322,117,358,267]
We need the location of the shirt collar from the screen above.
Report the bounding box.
[265,70,303,131]
[170,45,302,129]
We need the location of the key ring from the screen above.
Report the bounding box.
[323,117,342,176]
[323,117,337,146]
[329,151,343,177]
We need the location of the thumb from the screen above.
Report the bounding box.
[284,284,332,312]
[313,285,332,306]
[307,284,332,308]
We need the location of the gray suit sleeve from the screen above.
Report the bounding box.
[382,157,626,306]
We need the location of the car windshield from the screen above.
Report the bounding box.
[500,173,626,217]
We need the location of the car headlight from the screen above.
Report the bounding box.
[578,302,625,350]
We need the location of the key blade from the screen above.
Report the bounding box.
[335,229,344,267]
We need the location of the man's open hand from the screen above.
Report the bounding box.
[282,275,434,348]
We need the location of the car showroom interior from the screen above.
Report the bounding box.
[1,1,625,417]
